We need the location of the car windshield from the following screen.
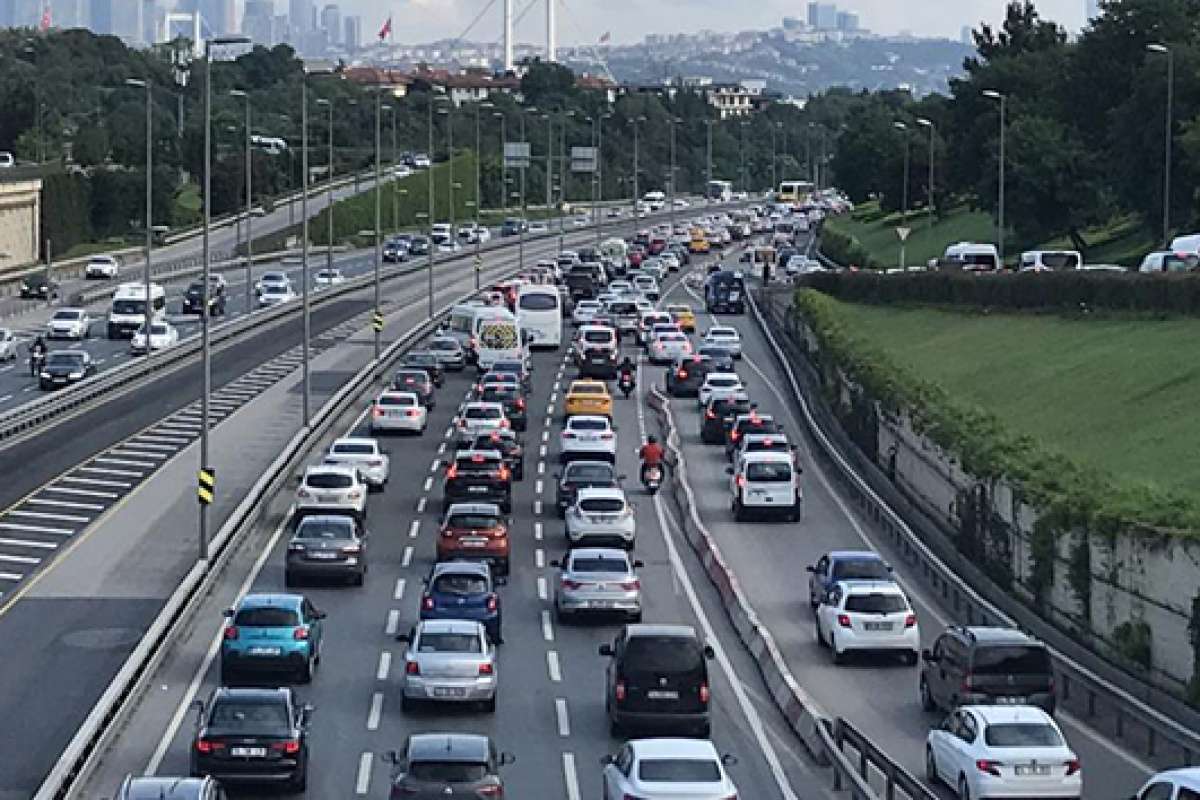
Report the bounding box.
[972,646,1051,675]
[746,462,791,482]
[447,513,501,529]
[407,762,488,782]
[570,419,608,432]
[332,443,374,455]
[306,473,353,489]
[433,574,489,595]
[53,310,81,320]
[983,723,1063,747]
[579,497,624,513]
[113,300,145,314]
[638,759,722,783]
[571,556,628,573]
[395,372,428,386]
[233,607,299,627]
[584,331,613,344]
[481,388,516,402]
[417,632,483,653]
[845,593,907,613]
[296,519,356,540]
[46,353,83,366]
[379,394,415,406]
[660,333,685,342]
[623,635,703,673]
[831,558,890,580]
[264,285,286,295]
[208,700,290,733]
[709,329,737,339]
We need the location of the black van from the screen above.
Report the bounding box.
[600,624,715,737]
[920,626,1056,714]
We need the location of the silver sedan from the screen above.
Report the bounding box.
[553,547,643,622]
[398,619,498,712]
[324,437,390,489]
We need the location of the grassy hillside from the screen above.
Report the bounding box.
[834,302,1200,496]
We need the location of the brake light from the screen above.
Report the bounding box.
[195,739,225,753]
[699,682,710,704]
[677,369,687,379]
[516,397,525,410]
[471,453,486,463]
[500,418,510,428]
[271,739,302,754]
[406,409,418,417]
[905,613,917,628]
[730,430,740,442]
[347,490,362,500]
[1065,758,1081,776]
[406,661,420,675]
[478,663,494,675]
[975,759,1002,777]
[620,579,640,590]
[561,578,583,590]
[837,614,852,628]
[490,526,507,539]
[961,673,974,691]
[477,787,502,798]
[735,474,745,488]
[342,544,362,555]
[600,432,613,440]
[615,679,626,702]
[441,527,455,538]
[446,465,459,479]
[486,594,498,612]
[562,431,575,439]
[293,627,309,640]
[705,409,717,419]
[223,625,238,640]
[422,596,434,610]
[372,406,384,418]
[494,467,511,481]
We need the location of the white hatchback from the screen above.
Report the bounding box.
[456,401,508,440]
[565,487,636,549]
[648,331,692,365]
[130,321,179,354]
[560,415,617,463]
[697,372,745,407]
[325,437,390,489]
[815,579,919,664]
[601,738,738,800]
[47,308,91,340]
[295,463,368,520]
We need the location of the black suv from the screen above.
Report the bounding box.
[600,624,714,737]
[919,626,1056,714]
[189,687,312,791]
[20,273,59,300]
[182,280,227,316]
[386,734,513,798]
[554,460,621,518]
[702,396,753,444]
[665,355,714,398]
[392,369,436,409]
[471,430,525,480]
[443,449,513,513]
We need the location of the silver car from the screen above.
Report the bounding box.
[324,437,390,489]
[370,390,428,435]
[648,331,692,365]
[456,401,507,443]
[553,547,643,622]
[702,326,742,359]
[295,463,368,520]
[565,487,636,549]
[428,335,466,371]
[398,619,498,712]
[284,514,368,586]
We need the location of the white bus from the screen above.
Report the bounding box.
[516,285,562,350]
[706,180,733,202]
[777,180,815,207]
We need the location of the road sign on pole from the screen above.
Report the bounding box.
[570,146,597,173]
[197,467,215,505]
[504,142,531,169]
[896,226,911,242]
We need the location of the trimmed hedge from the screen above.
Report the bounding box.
[819,226,879,269]
[793,288,1200,536]
[803,269,1200,316]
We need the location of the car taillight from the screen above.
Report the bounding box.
[561,578,583,590]
[406,409,418,417]
[562,431,575,439]
[486,594,498,612]
[500,418,510,429]
[600,432,613,440]
[271,739,302,754]
[369,459,383,467]
[975,759,1002,777]
[297,488,311,499]
[478,663,494,675]
[516,397,525,410]
[288,542,305,552]
[347,490,362,500]
[195,739,224,753]
[446,465,459,479]
[496,467,511,481]
[293,627,309,640]
[620,579,640,590]
[904,613,917,628]
[699,682,710,704]
[422,596,434,610]
[372,406,384,418]
[677,369,687,379]
[837,614,852,628]
[730,430,740,441]
[615,680,626,702]
[491,526,507,539]
[406,661,420,675]
[477,787,502,798]
[1064,758,1081,776]
[223,625,238,640]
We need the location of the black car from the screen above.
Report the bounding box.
[600,624,714,737]
[182,280,227,316]
[408,236,431,256]
[189,687,312,792]
[665,355,714,398]
[471,430,525,481]
[20,273,58,300]
[443,449,513,513]
[386,733,513,799]
[491,359,533,393]
[479,383,527,431]
[697,345,736,374]
[554,460,621,518]
[500,218,527,237]
[114,777,225,800]
[920,626,1056,714]
[724,412,782,459]
[705,270,746,314]
[565,270,596,301]
[39,350,97,390]
[382,240,409,263]
[402,352,444,387]
[284,515,368,587]
[393,369,436,409]
[701,396,753,444]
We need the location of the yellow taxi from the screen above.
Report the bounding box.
[688,227,711,254]
[666,304,697,332]
[564,379,613,419]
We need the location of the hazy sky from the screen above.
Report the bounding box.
[325,0,1087,44]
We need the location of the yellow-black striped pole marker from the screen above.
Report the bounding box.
[372,311,384,332]
[198,467,215,505]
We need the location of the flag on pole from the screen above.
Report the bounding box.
[378,16,392,41]
[40,3,52,30]
[598,31,611,44]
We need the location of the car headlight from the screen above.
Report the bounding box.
[68,371,83,379]
[39,371,50,379]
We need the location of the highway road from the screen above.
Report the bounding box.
[74,255,829,800]
[652,252,1157,798]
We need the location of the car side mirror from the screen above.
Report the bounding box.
[600,754,614,766]
[499,752,516,766]
[617,474,627,481]
[396,633,412,644]
[222,608,234,618]
[721,753,739,767]
[494,576,508,587]
[598,643,614,657]
[632,560,644,568]
[922,649,936,663]
[549,559,561,568]
[382,750,400,765]
[703,645,716,659]
[191,699,205,714]
[805,565,815,573]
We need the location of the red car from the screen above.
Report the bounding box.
[437,502,511,575]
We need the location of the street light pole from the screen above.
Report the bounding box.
[770,123,777,191]
[596,112,610,247]
[544,113,553,221]
[519,110,531,270]
[389,106,398,233]
[1147,43,1174,246]
[669,118,678,233]
[315,98,334,282]
[126,78,153,360]
[982,90,1006,267]
[739,121,747,193]
[428,96,437,319]
[375,95,387,358]
[631,115,645,215]
[230,89,253,313]
[893,120,910,269]
[916,117,935,229]
[704,119,713,189]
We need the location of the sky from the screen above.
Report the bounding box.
[326,0,1088,45]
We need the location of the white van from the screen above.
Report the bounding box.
[476,315,524,372]
[642,191,666,211]
[727,451,802,522]
[1139,251,1199,273]
[108,282,166,339]
[1169,233,1200,255]
[942,242,1000,272]
[1019,250,1082,272]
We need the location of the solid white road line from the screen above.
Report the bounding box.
[355,752,373,796]
[0,537,56,550]
[25,498,104,511]
[541,609,554,642]
[561,753,581,800]
[555,698,571,736]
[366,692,383,730]
[42,485,118,499]
[7,509,89,524]
[385,609,400,636]
[0,521,73,536]
[401,546,414,567]
[377,651,392,681]
[547,650,561,682]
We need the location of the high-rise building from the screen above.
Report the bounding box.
[320,3,340,45]
[836,10,858,32]
[806,2,838,31]
[288,0,311,41]
[245,0,275,45]
[343,14,360,50]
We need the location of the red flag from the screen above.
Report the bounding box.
[40,3,52,30]
[378,16,392,41]
[599,31,611,44]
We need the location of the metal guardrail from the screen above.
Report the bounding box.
[750,284,1200,773]
[828,718,936,800]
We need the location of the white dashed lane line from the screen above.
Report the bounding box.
[540,609,554,642]
[408,520,420,539]
[547,650,561,682]
[555,698,571,736]
[376,651,392,681]
[401,546,414,568]
[385,610,400,636]
[355,752,373,796]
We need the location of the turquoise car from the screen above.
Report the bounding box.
[220,593,325,684]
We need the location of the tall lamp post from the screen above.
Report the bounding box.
[739,121,748,193]
[893,120,910,269]
[385,105,398,232]
[770,122,778,191]
[916,117,935,229]
[982,89,1007,267]
[543,112,553,222]
[1147,43,1174,246]
[669,117,680,234]
[630,115,645,215]
[125,78,153,359]
[315,98,336,282]
[200,34,250,563]
[230,89,253,312]
[475,102,493,290]
[703,119,714,189]
[596,112,610,247]
[375,96,388,358]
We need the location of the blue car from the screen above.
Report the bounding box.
[221,593,325,684]
[419,561,504,643]
[806,550,893,610]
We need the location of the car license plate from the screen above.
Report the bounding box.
[249,646,281,656]
[231,746,267,758]
[468,486,488,493]
[729,291,740,300]
[647,690,679,700]
[461,538,487,547]
[433,687,467,698]
[589,600,615,609]
[309,551,338,560]
[996,695,1027,704]
[864,622,892,631]
[1014,764,1050,776]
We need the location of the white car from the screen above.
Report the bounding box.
[727,450,801,522]
[255,270,291,295]
[84,254,120,279]
[632,275,660,300]
[370,390,427,434]
[702,326,742,359]
[130,321,179,354]
[785,255,826,276]
[456,401,508,441]
[0,328,18,361]
[314,268,346,287]
[673,198,690,208]
[573,215,590,227]
[436,240,462,253]
[46,308,91,340]
[925,705,1081,800]
[565,487,636,549]
[637,312,673,345]
[815,579,918,664]
[295,463,368,520]
[1132,768,1200,799]
[648,331,692,365]
[573,300,603,327]
[697,372,746,407]
[325,436,390,489]
[602,738,739,800]
[560,415,617,463]
[528,221,549,234]
[660,253,681,272]
[607,280,634,295]
[258,283,297,307]
[640,259,665,281]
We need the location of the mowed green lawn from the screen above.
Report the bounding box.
[834,302,1200,494]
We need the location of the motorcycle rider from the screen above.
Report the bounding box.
[638,435,665,485]
[618,355,636,395]
[29,334,47,377]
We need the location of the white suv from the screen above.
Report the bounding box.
[295,463,368,520]
[456,401,508,441]
[559,415,617,464]
[815,579,919,665]
[727,450,800,521]
[85,254,120,279]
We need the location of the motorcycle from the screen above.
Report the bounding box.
[642,463,662,495]
[29,349,45,378]
[618,371,636,399]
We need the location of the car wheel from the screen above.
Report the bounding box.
[733,496,747,522]
[352,571,365,587]
[905,649,919,666]
[219,663,235,685]
[831,636,845,665]
[609,718,623,738]
[289,756,308,793]
[284,570,295,588]
[957,774,970,800]
[925,746,938,784]
[920,675,937,712]
[815,616,827,647]
[483,695,497,713]
[556,604,571,624]
[297,656,313,683]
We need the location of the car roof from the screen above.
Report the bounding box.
[576,486,626,501]
[379,390,418,401]
[707,326,739,335]
[445,502,502,516]
[464,401,504,411]
[417,618,487,636]
[628,737,720,760]
[569,380,607,389]
[212,685,291,704]
[960,626,1043,645]
[705,372,741,382]
[1144,768,1200,788]
[626,623,700,639]
[564,459,614,472]
[454,449,504,461]
[119,777,213,800]
[741,432,787,444]
[238,592,304,610]
[296,514,356,528]
[965,704,1057,726]
[740,451,793,464]
[406,733,491,763]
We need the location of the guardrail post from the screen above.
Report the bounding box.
[884,763,897,800]
[1116,708,1124,738]
[1148,725,1156,758]
[1087,688,1096,717]
[858,749,868,779]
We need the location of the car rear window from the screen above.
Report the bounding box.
[609,303,637,314]
[408,762,488,782]
[845,593,907,613]
[518,293,557,310]
[708,376,740,387]
[332,443,374,455]
[746,462,791,482]
[430,340,459,351]
[234,607,300,627]
[466,406,502,419]
[296,519,356,540]
[571,419,608,431]
[579,497,625,513]
[571,557,629,573]
[379,394,415,406]
[208,700,290,732]
[638,759,721,783]
[395,372,428,385]
[623,635,704,673]
[584,330,614,343]
[983,723,1063,747]
[433,574,489,595]
[306,473,353,489]
[417,632,483,653]
[831,558,890,581]
[971,645,1052,675]
[456,455,501,470]
[571,384,605,395]
[566,464,613,481]
[447,513,502,529]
